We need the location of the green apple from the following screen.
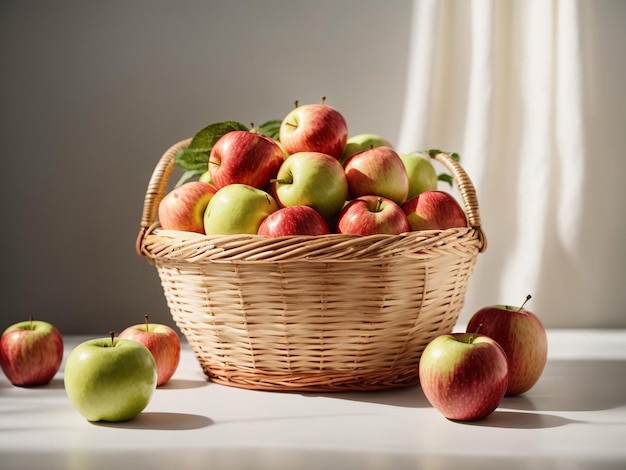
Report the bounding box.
[198,171,213,184]
[273,151,348,220]
[399,152,438,199]
[341,133,393,164]
[204,183,279,235]
[64,334,157,422]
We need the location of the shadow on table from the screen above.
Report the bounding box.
[309,358,626,412]
[455,410,580,429]
[502,358,626,412]
[92,412,214,430]
[157,378,209,390]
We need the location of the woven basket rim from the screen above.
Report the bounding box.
[140,222,484,264]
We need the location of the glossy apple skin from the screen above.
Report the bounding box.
[0,320,63,386]
[335,195,410,236]
[64,337,157,422]
[419,333,509,421]
[279,103,348,159]
[401,190,467,231]
[273,151,348,220]
[119,323,181,386]
[399,152,438,199]
[343,146,409,205]
[204,184,279,235]
[341,133,392,164]
[257,205,330,237]
[209,130,284,190]
[466,305,548,395]
[158,181,217,233]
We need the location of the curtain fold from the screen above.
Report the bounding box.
[398,0,626,327]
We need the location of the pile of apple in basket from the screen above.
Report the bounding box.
[158,97,466,237]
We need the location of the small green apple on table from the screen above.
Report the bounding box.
[64,331,158,422]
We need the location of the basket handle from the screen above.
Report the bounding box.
[431,151,487,252]
[136,141,487,255]
[136,138,192,256]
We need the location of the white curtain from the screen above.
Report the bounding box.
[398,0,626,328]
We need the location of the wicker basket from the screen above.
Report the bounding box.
[136,138,487,392]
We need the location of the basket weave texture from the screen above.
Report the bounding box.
[137,139,487,392]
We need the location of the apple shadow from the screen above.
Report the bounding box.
[454,410,580,429]
[501,358,626,412]
[42,377,66,390]
[157,378,209,390]
[92,412,214,430]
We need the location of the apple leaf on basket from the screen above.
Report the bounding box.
[173,120,280,187]
[253,119,282,141]
[425,148,460,188]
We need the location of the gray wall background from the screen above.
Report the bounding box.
[0,0,414,335]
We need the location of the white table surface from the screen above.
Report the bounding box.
[1,329,625,470]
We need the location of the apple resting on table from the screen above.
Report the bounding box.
[64,332,157,422]
[0,317,63,386]
[119,314,181,386]
[466,295,548,395]
[419,331,509,421]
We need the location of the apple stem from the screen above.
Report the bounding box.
[294,100,299,109]
[519,294,532,311]
[208,159,220,168]
[144,314,150,333]
[376,197,383,213]
[29,315,33,327]
[109,331,115,347]
[320,96,326,104]
[468,323,483,344]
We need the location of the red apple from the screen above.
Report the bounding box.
[466,295,548,395]
[0,317,63,386]
[158,181,217,233]
[401,190,467,231]
[119,315,181,386]
[209,130,284,189]
[279,100,348,159]
[335,195,410,236]
[258,205,330,237]
[343,146,409,205]
[419,332,509,421]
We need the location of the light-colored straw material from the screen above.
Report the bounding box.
[137,139,487,392]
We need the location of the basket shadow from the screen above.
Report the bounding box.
[303,384,430,408]
[91,412,214,430]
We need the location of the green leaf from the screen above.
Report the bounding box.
[438,173,454,187]
[174,147,212,172]
[255,119,282,140]
[174,120,249,173]
[188,120,249,150]
[175,169,204,188]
